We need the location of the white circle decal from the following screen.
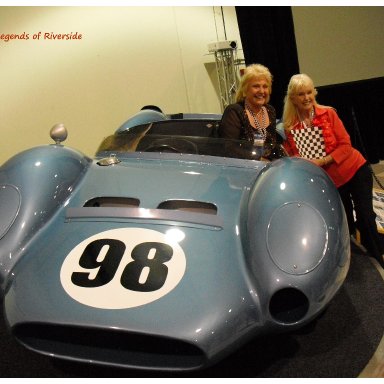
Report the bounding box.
[60,228,186,309]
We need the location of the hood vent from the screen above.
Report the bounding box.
[84,197,140,208]
[158,200,217,215]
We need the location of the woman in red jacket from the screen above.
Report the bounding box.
[283,73,384,268]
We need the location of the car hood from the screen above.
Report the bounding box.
[4,153,271,367]
[2,151,350,371]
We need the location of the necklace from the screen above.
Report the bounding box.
[246,103,267,138]
[301,107,315,129]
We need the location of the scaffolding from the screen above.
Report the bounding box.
[208,40,241,112]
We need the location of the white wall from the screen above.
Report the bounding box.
[292,6,384,86]
[0,6,243,164]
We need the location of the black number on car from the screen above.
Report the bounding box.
[121,242,173,292]
[70,239,173,292]
[71,239,125,287]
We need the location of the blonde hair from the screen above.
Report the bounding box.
[282,73,319,131]
[235,63,273,103]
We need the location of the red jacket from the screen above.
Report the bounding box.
[283,106,366,188]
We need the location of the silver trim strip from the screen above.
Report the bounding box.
[66,207,223,229]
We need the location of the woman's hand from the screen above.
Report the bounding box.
[310,155,333,167]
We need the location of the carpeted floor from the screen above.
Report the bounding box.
[372,161,384,190]
[1,243,383,378]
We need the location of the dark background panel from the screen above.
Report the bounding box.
[235,6,300,118]
[317,77,384,164]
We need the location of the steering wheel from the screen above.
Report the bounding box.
[144,144,182,153]
[142,138,198,154]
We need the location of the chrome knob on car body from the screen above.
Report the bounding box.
[50,123,68,145]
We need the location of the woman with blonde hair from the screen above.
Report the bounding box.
[218,63,283,160]
[283,73,384,268]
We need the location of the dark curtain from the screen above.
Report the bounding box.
[235,6,300,118]
[317,78,384,164]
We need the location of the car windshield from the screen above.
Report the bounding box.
[96,119,285,161]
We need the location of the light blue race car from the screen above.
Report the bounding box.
[0,108,350,371]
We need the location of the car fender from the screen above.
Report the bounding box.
[0,144,91,291]
[243,157,350,326]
